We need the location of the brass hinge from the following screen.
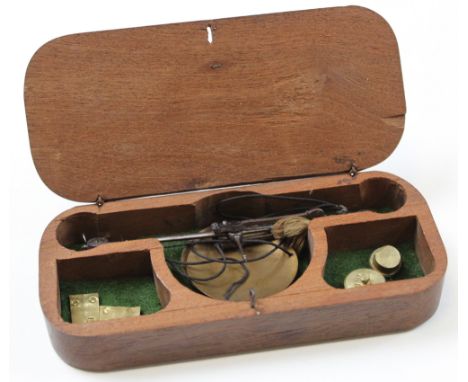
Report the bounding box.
[349,163,358,177]
[95,195,105,207]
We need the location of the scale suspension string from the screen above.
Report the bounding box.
[160,194,348,300]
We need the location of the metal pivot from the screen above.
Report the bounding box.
[249,288,260,315]
[249,288,256,309]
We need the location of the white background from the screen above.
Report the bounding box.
[3,0,464,381]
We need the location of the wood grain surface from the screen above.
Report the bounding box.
[39,171,447,371]
[24,6,405,202]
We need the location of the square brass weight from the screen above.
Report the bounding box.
[69,293,99,324]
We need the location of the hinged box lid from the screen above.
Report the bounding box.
[24,6,405,203]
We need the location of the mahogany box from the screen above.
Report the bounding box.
[24,6,447,371]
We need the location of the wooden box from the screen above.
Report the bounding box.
[24,6,447,371]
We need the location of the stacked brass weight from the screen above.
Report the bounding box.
[182,216,311,301]
[369,245,402,276]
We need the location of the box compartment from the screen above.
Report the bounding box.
[56,177,407,250]
[57,250,169,322]
[323,216,432,288]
